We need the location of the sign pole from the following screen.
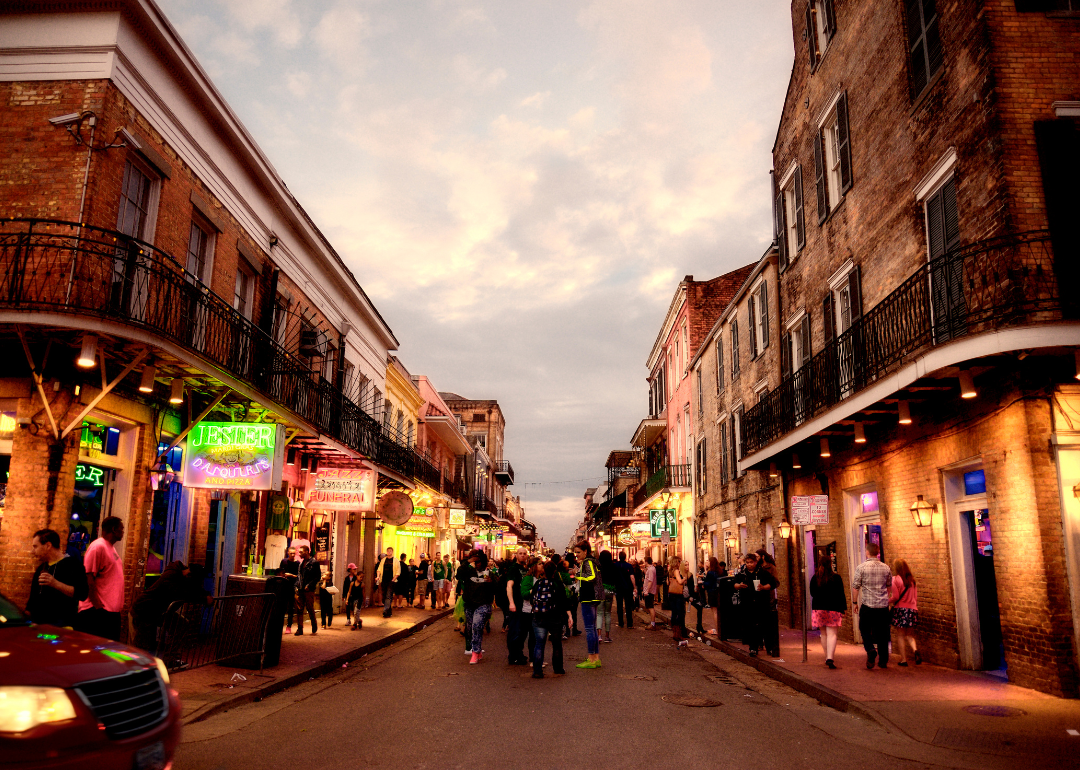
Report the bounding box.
[800,523,808,663]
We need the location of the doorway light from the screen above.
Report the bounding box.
[910,495,934,527]
[854,422,866,444]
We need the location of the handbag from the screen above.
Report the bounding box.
[326,585,340,595]
[890,583,910,621]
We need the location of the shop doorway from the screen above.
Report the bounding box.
[204,495,240,597]
[69,463,117,556]
[845,485,881,643]
[960,505,1004,672]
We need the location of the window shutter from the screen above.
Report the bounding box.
[716,339,724,392]
[942,177,960,251]
[848,266,862,321]
[747,296,757,356]
[837,92,853,194]
[775,185,788,271]
[735,407,745,471]
[731,321,740,375]
[924,0,943,82]
[805,3,818,67]
[814,131,828,223]
[701,437,707,494]
[720,419,730,483]
[823,293,835,343]
[759,282,769,349]
[794,166,806,250]
[781,332,792,379]
[823,0,837,38]
[800,315,812,367]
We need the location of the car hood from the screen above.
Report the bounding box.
[0,624,159,688]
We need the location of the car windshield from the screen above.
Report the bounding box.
[0,592,30,626]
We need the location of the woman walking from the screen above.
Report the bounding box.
[890,559,921,666]
[572,541,602,668]
[597,550,618,643]
[666,555,688,644]
[458,550,496,664]
[809,558,847,668]
[704,557,722,635]
[531,559,571,678]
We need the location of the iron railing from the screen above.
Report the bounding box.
[743,231,1057,455]
[157,593,276,673]
[631,464,691,509]
[495,460,514,484]
[413,450,442,491]
[472,495,497,516]
[0,219,433,478]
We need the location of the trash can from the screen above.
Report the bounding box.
[260,576,292,668]
[717,575,743,641]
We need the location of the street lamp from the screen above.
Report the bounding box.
[909,495,934,528]
[778,520,792,539]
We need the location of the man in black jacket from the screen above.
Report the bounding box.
[27,529,88,628]
[295,545,321,636]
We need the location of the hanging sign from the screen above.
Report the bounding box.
[791,495,829,525]
[377,490,414,526]
[449,508,466,527]
[503,534,518,547]
[400,508,435,536]
[183,422,284,490]
[649,509,677,538]
[307,468,376,511]
[630,521,651,536]
[616,528,636,547]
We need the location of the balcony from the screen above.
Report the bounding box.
[631,464,691,509]
[494,460,514,485]
[412,450,442,491]
[472,495,497,516]
[743,231,1061,459]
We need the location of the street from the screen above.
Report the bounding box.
[172,614,1063,770]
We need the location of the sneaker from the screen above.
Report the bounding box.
[295,631,303,636]
[571,630,582,636]
[284,627,292,634]
[648,623,657,630]
[470,653,481,665]
[575,660,598,669]
[465,650,472,655]
[914,651,922,665]
[898,661,908,667]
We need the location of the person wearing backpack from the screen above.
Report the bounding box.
[531,559,571,678]
[572,541,603,669]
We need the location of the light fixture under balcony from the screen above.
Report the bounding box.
[1074,350,1080,381]
[168,378,184,404]
[769,462,778,478]
[791,453,801,469]
[910,495,935,528]
[959,369,977,399]
[854,422,866,444]
[819,437,831,458]
[286,447,297,466]
[138,363,156,393]
[77,335,97,368]
[898,401,912,425]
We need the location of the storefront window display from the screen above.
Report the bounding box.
[70,462,114,556]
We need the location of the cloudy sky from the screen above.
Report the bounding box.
[158,0,795,549]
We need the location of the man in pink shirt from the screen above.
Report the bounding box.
[75,516,125,641]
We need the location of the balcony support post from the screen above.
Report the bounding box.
[17,326,59,440]
[60,348,148,439]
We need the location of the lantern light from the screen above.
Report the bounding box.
[314,512,327,528]
[819,437,831,458]
[898,401,912,425]
[768,462,778,478]
[959,369,977,399]
[778,520,792,539]
[854,422,866,444]
[77,334,97,368]
[138,363,156,393]
[168,378,184,404]
[791,453,801,469]
[1074,350,1080,381]
[910,495,934,527]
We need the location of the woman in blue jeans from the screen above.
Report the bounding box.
[457,550,496,664]
[572,541,602,669]
[531,559,571,678]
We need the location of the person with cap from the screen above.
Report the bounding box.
[415,554,430,609]
[343,563,364,629]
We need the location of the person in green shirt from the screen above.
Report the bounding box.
[432,552,446,609]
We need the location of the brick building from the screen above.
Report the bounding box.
[737,1,1080,695]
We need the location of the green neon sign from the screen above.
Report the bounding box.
[649,509,677,538]
[75,464,105,487]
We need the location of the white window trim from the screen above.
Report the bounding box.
[785,308,807,332]
[121,154,162,244]
[1053,101,1080,118]
[811,0,832,62]
[778,159,798,190]
[753,378,769,398]
[814,88,845,131]
[749,276,768,357]
[915,147,958,201]
[827,258,855,291]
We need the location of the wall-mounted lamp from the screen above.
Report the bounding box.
[819,437,831,458]
[149,462,174,492]
[138,363,156,393]
[347,511,357,526]
[77,335,97,368]
[168,378,184,405]
[286,447,297,466]
[314,512,327,528]
[791,453,801,470]
[725,533,740,550]
[898,401,912,425]
[910,495,934,527]
[1074,350,1080,381]
[854,422,866,444]
[778,520,792,539]
[769,462,779,478]
[959,369,977,399]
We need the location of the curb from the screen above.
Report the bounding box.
[180,609,452,726]
[644,608,891,730]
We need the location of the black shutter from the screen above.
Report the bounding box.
[735,407,745,472]
[794,166,806,250]
[924,0,943,82]
[781,332,793,379]
[716,339,724,392]
[800,315,812,367]
[731,321,740,376]
[748,296,757,357]
[775,183,788,271]
[929,178,964,342]
[848,266,862,321]
[907,0,928,95]
[806,2,818,68]
[837,92,853,194]
[814,131,828,223]
[823,0,837,38]
[760,282,770,349]
[1034,119,1080,318]
[823,293,835,343]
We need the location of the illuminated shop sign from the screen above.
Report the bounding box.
[649,509,677,539]
[183,422,284,490]
[616,528,636,546]
[75,464,105,487]
[630,521,651,536]
[0,412,16,440]
[399,508,435,536]
[307,468,376,511]
[448,509,466,527]
[503,534,518,547]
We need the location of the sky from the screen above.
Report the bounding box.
[157,0,796,550]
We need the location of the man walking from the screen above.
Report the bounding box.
[27,529,87,628]
[852,542,893,669]
[295,545,321,636]
[415,554,429,609]
[278,546,299,633]
[642,555,658,629]
[615,552,635,629]
[76,516,125,640]
[503,547,529,665]
[375,547,400,618]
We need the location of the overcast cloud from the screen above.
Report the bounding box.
[158,0,795,550]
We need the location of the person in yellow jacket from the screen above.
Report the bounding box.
[572,541,602,669]
[375,547,401,618]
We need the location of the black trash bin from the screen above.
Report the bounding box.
[260,576,292,668]
[717,575,743,641]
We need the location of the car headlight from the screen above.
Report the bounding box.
[0,687,77,733]
[154,656,170,686]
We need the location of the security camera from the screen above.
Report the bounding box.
[49,113,82,126]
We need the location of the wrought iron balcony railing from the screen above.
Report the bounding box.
[495,460,514,484]
[743,231,1057,456]
[631,464,691,509]
[472,495,498,516]
[412,450,442,491]
[0,219,410,473]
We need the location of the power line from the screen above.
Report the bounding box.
[518,476,606,486]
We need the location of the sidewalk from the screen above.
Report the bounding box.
[647,608,1080,756]
[174,605,451,725]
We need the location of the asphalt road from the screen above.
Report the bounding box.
[176,617,949,770]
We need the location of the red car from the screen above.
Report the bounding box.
[0,591,181,769]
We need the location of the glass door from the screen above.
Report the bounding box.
[961,505,1004,673]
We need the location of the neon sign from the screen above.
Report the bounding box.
[75,464,105,487]
[649,509,677,538]
[306,468,375,511]
[183,422,284,490]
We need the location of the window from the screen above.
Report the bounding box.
[272,293,290,346]
[715,338,724,393]
[748,279,770,358]
[719,414,731,483]
[775,166,805,270]
[782,313,812,378]
[805,0,836,70]
[185,219,213,284]
[473,413,486,422]
[681,322,689,376]
[407,421,415,448]
[814,92,852,223]
[925,176,964,342]
[696,369,703,416]
[233,264,254,319]
[730,321,740,378]
[695,437,708,496]
[905,0,942,97]
[824,265,862,343]
[323,341,337,382]
[684,406,692,466]
[116,159,157,240]
[753,380,769,404]
[732,406,745,476]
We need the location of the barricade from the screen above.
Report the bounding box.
[158,593,276,673]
